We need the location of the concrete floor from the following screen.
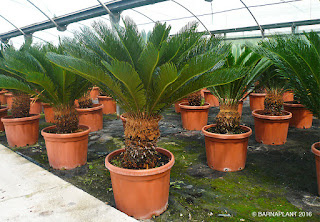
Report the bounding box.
[0,145,137,222]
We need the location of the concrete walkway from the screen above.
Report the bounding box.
[0,145,137,222]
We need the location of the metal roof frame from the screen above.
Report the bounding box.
[0,0,167,42]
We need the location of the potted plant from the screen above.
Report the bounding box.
[179,91,210,130]
[48,20,244,219]
[0,89,7,104]
[29,96,42,115]
[5,92,13,109]
[1,92,40,147]
[203,45,271,172]
[283,100,313,129]
[174,97,188,113]
[283,90,294,102]
[97,92,117,114]
[256,32,320,194]
[89,86,100,100]
[0,43,91,169]
[252,67,292,145]
[76,93,103,132]
[0,101,8,131]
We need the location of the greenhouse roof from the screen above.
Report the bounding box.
[1,0,320,47]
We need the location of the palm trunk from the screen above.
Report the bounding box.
[264,89,283,115]
[123,115,161,169]
[215,104,241,134]
[53,105,79,134]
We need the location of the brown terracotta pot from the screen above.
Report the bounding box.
[0,106,9,131]
[249,93,266,111]
[29,98,42,115]
[238,100,244,116]
[203,90,219,107]
[76,104,103,132]
[5,93,13,109]
[283,91,294,102]
[283,102,313,129]
[105,147,175,219]
[120,113,126,130]
[179,102,210,130]
[41,125,90,170]
[42,103,55,123]
[97,96,116,114]
[174,98,188,113]
[252,110,292,145]
[89,87,100,100]
[0,90,8,104]
[202,124,252,172]
[1,114,40,147]
[311,142,320,195]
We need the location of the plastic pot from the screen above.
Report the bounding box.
[179,102,210,130]
[203,90,219,107]
[249,93,266,111]
[252,110,292,145]
[76,104,103,132]
[2,114,40,147]
[283,102,313,129]
[105,147,175,219]
[41,125,90,170]
[202,124,252,172]
[311,142,320,196]
[97,96,116,114]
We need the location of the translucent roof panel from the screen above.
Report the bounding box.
[2,0,320,48]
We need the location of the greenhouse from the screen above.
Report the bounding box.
[0,0,319,221]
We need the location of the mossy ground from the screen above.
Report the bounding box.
[1,101,320,221]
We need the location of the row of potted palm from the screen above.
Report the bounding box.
[0,18,319,220]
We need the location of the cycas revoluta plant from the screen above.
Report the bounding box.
[208,45,271,134]
[0,43,90,133]
[187,91,204,106]
[47,19,246,169]
[78,93,94,108]
[254,32,320,118]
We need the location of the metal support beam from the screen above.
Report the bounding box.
[0,0,167,41]
[211,19,320,36]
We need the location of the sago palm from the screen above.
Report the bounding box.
[254,31,320,118]
[208,44,271,133]
[0,43,91,133]
[47,19,246,169]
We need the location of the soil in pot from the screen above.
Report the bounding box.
[76,104,103,132]
[284,102,313,129]
[202,124,252,172]
[42,103,54,123]
[203,90,219,107]
[5,93,13,110]
[1,114,40,147]
[105,147,175,219]
[179,102,210,130]
[0,90,8,104]
[0,106,9,131]
[90,87,100,100]
[30,98,42,115]
[41,125,90,170]
[252,110,292,145]
[311,142,320,196]
[97,96,116,114]
[249,93,266,111]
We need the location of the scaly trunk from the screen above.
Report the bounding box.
[264,89,283,115]
[12,92,30,118]
[187,91,203,106]
[78,93,93,108]
[215,104,241,134]
[123,115,161,169]
[54,105,79,134]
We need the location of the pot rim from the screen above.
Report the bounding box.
[283,102,305,108]
[41,125,90,138]
[4,93,13,96]
[179,102,210,110]
[76,103,103,112]
[1,114,40,123]
[202,124,252,139]
[249,92,266,97]
[97,95,113,100]
[252,110,292,120]
[0,106,9,112]
[311,142,320,157]
[41,103,52,107]
[203,89,211,93]
[92,86,100,90]
[120,113,127,120]
[105,147,175,176]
